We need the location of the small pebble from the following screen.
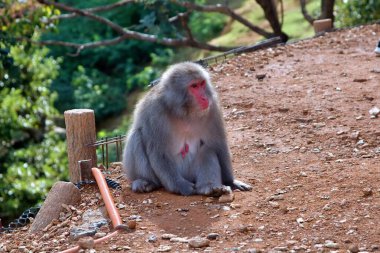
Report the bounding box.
[157,245,172,252]
[78,237,94,249]
[369,106,380,118]
[325,241,339,249]
[348,244,359,253]
[161,233,177,240]
[219,192,234,203]
[363,188,373,197]
[206,233,220,240]
[94,232,107,238]
[170,237,189,243]
[127,220,137,229]
[188,237,210,248]
[148,234,157,243]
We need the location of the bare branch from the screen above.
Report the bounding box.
[37,36,129,56]
[51,0,135,20]
[34,35,234,53]
[38,0,126,35]
[36,0,235,53]
[170,0,273,38]
[178,13,194,42]
[300,0,315,25]
[279,0,284,27]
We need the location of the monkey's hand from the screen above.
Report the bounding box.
[231,180,252,191]
[176,178,195,196]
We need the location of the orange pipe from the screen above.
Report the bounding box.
[61,231,119,253]
[91,167,122,228]
[60,167,123,253]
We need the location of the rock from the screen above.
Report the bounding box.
[296,217,304,227]
[256,73,267,81]
[351,131,360,140]
[117,203,126,209]
[322,204,332,211]
[94,232,107,238]
[274,246,289,251]
[348,244,359,253]
[371,245,379,251]
[127,220,137,229]
[363,188,373,197]
[188,237,210,248]
[170,237,189,243]
[30,181,81,233]
[353,78,368,82]
[278,107,289,113]
[148,234,157,243]
[246,249,261,253]
[161,233,177,240]
[369,106,380,118]
[70,209,108,239]
[266,195,284,201]
[157,245,172,252]
[207,233,220,240]
[325,241,339,249]
[78,237,94,249]
[268,201,280,209]
[230,203,242,209]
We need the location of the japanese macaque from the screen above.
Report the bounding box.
[123,62,252,196]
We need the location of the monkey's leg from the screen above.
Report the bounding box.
[131,179,160,193]
[193,149,231,197]
[124,130,161,193]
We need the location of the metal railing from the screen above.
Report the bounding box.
[89,135,126,169]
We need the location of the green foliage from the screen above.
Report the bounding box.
[44,0,183,120]
[189,12,227,42]
[0,40,68,221]
[336,0,380,27]
[1,1,68,221]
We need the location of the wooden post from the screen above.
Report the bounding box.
[313,18,332,34]
[79,159,95,182]
[64,109,97,183]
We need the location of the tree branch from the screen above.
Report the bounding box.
[50,0,135,20]
[36,0,235,53]
[170,0,273,38]
[300,0,315,25]
[178,12,195,43]
[38,0,126,35]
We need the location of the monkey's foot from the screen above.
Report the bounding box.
[232,179,252,191]
[197,185,232,197]
[131,179,159,193]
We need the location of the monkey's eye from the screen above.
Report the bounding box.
[200,80,205,87]
[191,83,198,88]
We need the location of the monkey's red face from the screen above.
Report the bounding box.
[189,79,209,110]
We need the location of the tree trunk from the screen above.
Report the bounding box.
[300,0,335,25]
[255,0,288,42]
[320,0,335,23]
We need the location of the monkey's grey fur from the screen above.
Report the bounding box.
[123,62,252,196]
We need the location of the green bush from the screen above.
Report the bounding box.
[336,0,380,27]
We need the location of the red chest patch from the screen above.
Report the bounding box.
[180,143,189,158]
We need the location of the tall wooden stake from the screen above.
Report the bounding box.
[64,109,97,183]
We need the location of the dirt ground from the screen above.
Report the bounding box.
[1,24,380,253]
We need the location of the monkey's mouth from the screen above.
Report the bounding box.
[197,97,209,110]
